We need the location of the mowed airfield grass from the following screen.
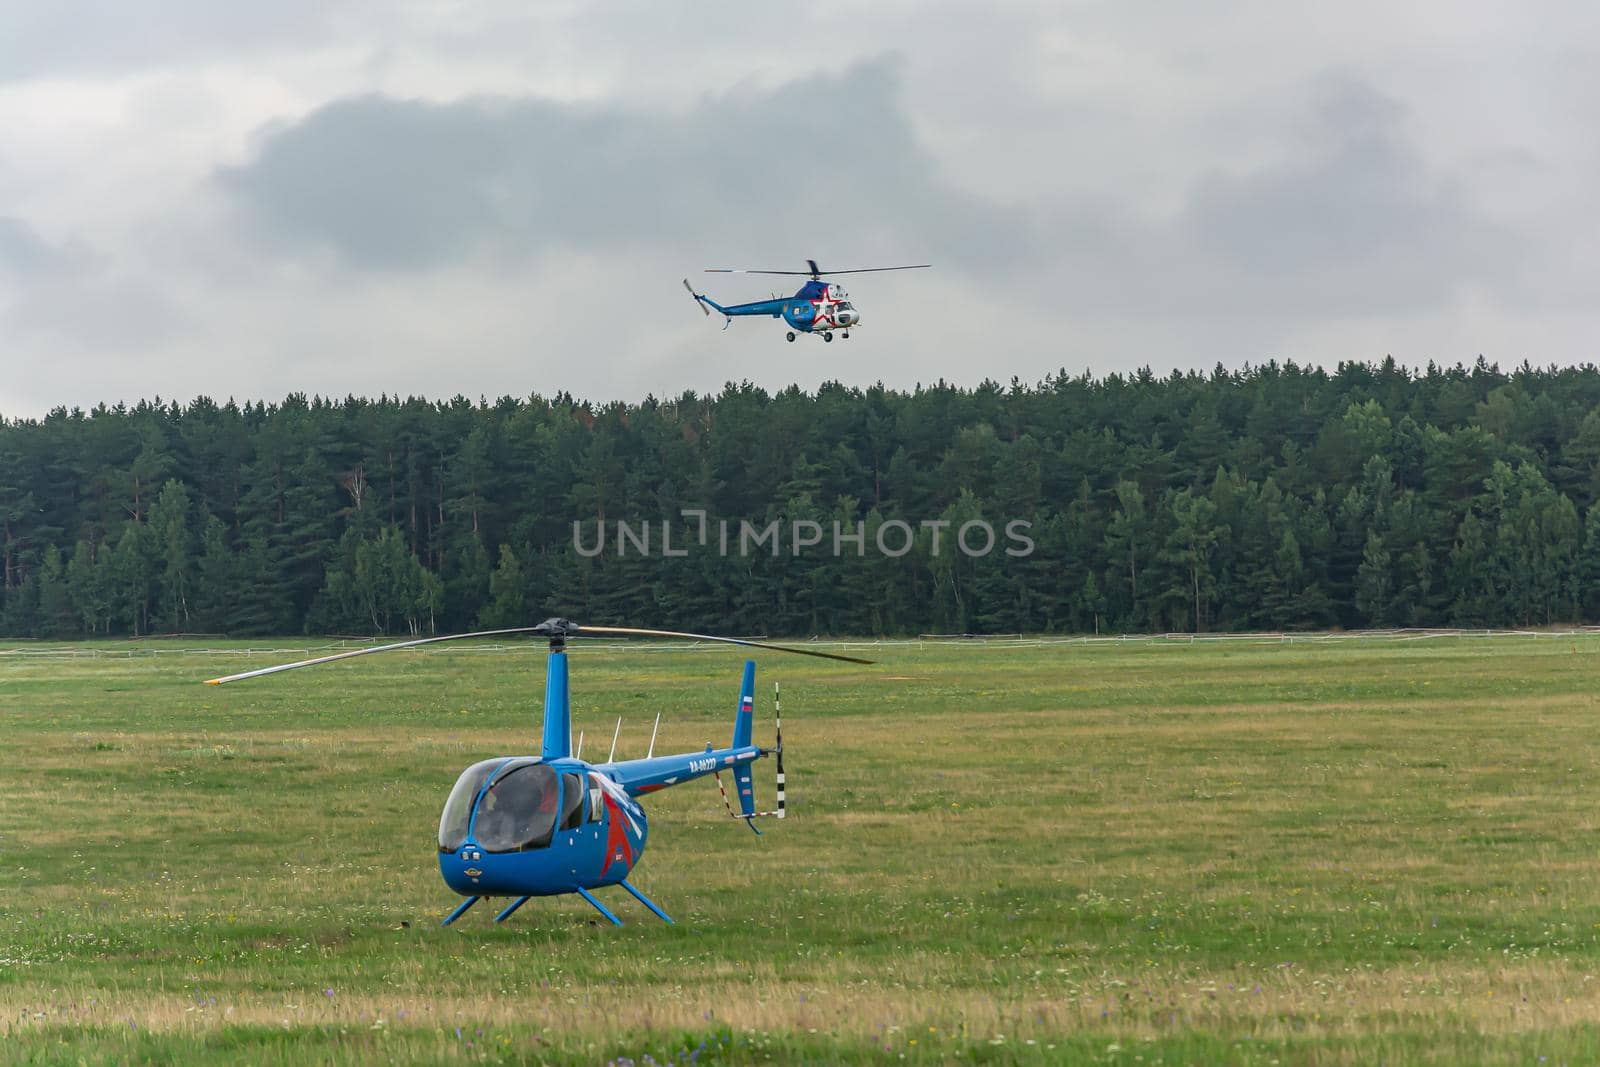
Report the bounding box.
[4,636,1600,1065]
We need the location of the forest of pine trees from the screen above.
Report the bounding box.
[7,357,1600,639]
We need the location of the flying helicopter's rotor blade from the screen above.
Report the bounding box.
[202,626,553,684]
[808,264,932,275]
[703,269,813,275]
[576,624,874,664]
[702,264,930,277]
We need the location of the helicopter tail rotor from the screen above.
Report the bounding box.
[682,278,710,316]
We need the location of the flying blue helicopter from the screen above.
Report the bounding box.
[204,618,871,928]
[683,259,930,342]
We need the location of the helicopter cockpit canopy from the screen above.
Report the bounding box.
[438,758,563,853]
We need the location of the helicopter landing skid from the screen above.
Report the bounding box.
[494,895,532,923]
[441,895,481,926]
[568,882,674,926]
[620,879,674,924]
[577,886,623,925]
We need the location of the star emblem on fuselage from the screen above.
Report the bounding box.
[809,292,833,328]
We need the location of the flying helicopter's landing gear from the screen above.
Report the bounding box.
[494,895,532,924]
[620,880,675,924]
[577,886,623,926]
[786,331,796,342]
[823,332,833,343]
[441,896,481,927]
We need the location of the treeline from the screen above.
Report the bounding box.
[6,358,1600,638]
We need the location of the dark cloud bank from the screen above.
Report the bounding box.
[219,63,1512,325]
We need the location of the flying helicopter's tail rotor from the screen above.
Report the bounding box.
[682,278,709,316]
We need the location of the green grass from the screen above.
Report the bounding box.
[4,633,1600,1064]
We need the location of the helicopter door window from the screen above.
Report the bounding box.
[588,779,606,823]
[473,763,559,852]
[559,773,584,831]
[438,758,505,853]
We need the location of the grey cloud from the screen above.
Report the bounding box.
[0,217,67,273]
[0,216,174,350]
[222,61,1505,323]
[0,2,335,82]
[218,60,1028,272]
[1035,75,1517,320]
[1173,76,1510,314]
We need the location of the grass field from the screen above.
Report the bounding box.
[5,633,1600,1064]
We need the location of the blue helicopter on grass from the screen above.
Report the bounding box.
[684,259,930,342]
[205,618,871,928]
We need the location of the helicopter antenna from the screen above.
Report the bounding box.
[607,717,622,763]
[647,712,661,760]
[575,730,584,759]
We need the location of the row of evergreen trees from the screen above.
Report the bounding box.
[6,357,1600,638]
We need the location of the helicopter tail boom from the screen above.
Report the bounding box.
[601,743,764,797]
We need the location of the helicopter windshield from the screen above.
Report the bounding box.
[473,761,560,852]
[439,758,503,853]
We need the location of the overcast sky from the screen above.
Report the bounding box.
[2,2,1597,417]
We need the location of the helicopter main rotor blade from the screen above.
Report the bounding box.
[703,269,814,275]
[576,625,874,664]
[809,264,932,275]
[203,627,552,684]
[703,264,930,277]
[204,621,873,684]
